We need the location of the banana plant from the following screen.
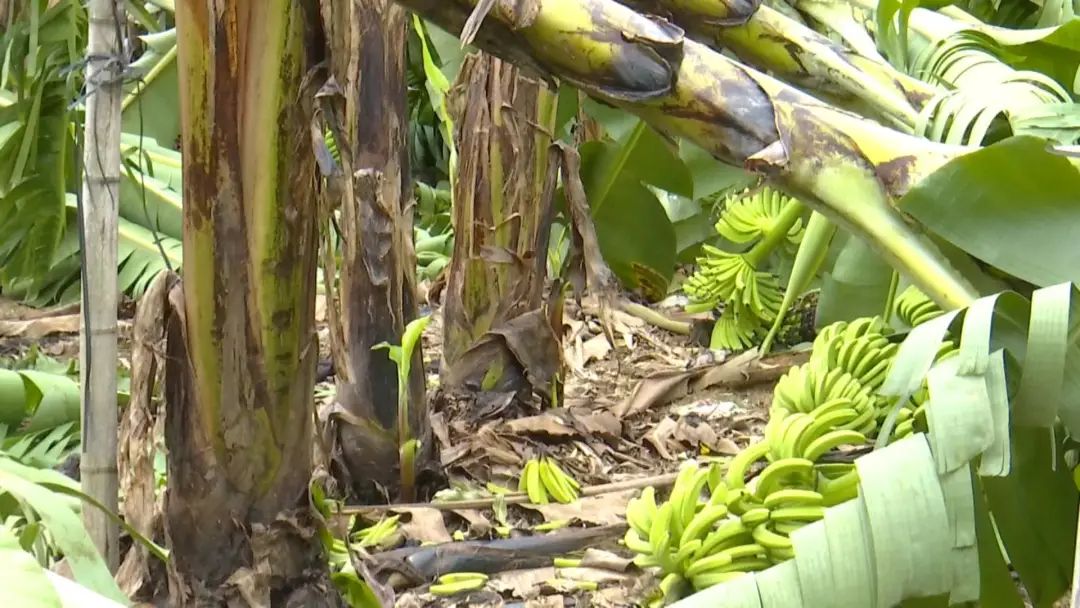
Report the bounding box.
[373,314,431,501]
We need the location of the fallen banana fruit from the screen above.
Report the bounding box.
[429,572,489,596]
[518,456,582,505]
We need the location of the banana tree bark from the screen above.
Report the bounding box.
[316,0,427,501]
[168,2,339,605]
[393,0,980,310]
[440,51,561,399]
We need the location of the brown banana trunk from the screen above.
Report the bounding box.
[166,1,340,605]
[439,51,562,401]
[316,0,428,501]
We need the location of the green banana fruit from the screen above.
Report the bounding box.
[696,519,752,559]
[770,506,826,523]
[754,457,816,499]
[430,572,489,596]
[725,441,770,489]
[803,430,866,461]
[627,486,659,538]
[679,503,730,548]
[762,489,824,509]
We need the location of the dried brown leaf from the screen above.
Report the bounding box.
[614,349,799,417]
[440,442,472,467]
[556,567,633,584]
[525,595,565,608]
[581,333,612,365]
[672,400,738,419]
[117,271,174,598]
[614,369,697,418]
[0,315,80,338]
[451,509,493,535]
[567,408,621,438]
[557,143,619,347]
[393,508,453,544]
[710,436,742,455]
[672,417,719,452]
[489,567,556,597]
[521,489,636,526]
[579,548,633,572]
[503,412,576,437]
[642,417,678,461]
[446,309,561,400]
[430,411,452,452]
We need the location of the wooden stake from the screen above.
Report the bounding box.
[80,0,122,570]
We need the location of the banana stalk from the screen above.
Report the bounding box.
[620,0,939,129]
[397,0,978,309]
[168,0,333,599]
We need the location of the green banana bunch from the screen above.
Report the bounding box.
[715,186,805,252]
[709,303,765,351]
[414,225,452,281]
[353,515,401,550]
[684,248,784,315]
[625,461,829,603]
[771,363,878,433]
[624,315,969,604]
[683,188,806,351]
[810,317,898,393]
[429,572,489,596]
[894,285,944,328]
[518,456,581,505]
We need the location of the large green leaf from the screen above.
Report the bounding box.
[972,476,1025,608]
[121,29,180,147]
[0,368,78,434]
[9,189,182,307]
[118,168,182,239]
[571,120,690,297]
[0,1,182,306]
[0,456,127,604]
[900,136,1080,288]
[575,149,677,298]
[815,234,895,327]
[579,118,694,201]
[981,427,1075,605]
[954,17,1080,92]
[678,140,755,201]
[0,523,62,608]
[15,370,79,434]
[0,79,70,285]
[422,20,469,82]
[0,1,83,290]
[120,134,182,192]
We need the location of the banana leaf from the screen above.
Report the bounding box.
[0,523,62,608]
[0,456,126,603]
